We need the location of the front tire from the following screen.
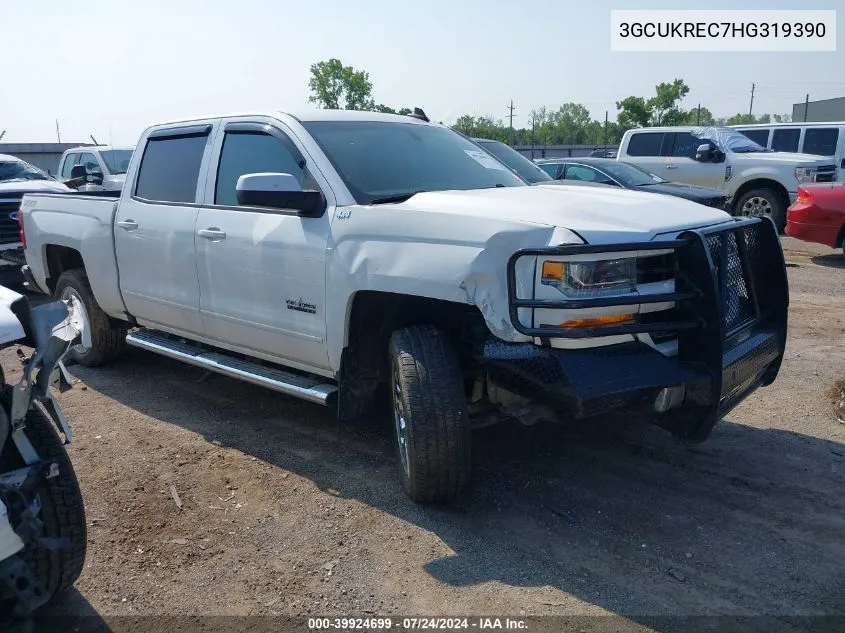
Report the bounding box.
[389,325,471,503]
[1,407,88,602]
[55,269,125,367]
[735,188,785,232]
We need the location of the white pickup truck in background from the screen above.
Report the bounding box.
[19,110,789,502]
[618,126,838,230]
[57,145,134,192]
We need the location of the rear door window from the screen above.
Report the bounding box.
[626,132,665,156]
[771,128,800,152]
[539,163,562,179]
[564,164,614,184]
[737,129,770,147]
[801,128,839,156]
[135,131,209,203]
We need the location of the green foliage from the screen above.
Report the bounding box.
[616,96,651,129]
[718,112,792,125]
[308,59,411,115]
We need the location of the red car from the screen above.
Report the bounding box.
[786,183,845,255]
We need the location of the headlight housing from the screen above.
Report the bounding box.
[541,258,636,297]
[795,167,817,183]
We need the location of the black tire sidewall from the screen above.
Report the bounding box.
[737,188,785,231]
[390,350,417,497]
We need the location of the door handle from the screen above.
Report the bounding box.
[116,219,138,230]
[197,228,227,240]
[665,164,678,169]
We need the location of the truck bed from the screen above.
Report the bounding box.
[21,192,127,319]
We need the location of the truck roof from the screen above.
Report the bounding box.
[62,145,135,152]
[146,109,433,129]
[0,154,22,162]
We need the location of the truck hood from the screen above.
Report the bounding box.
[0,180,72,194]
[390,185,733,244]
[731,151,835,167]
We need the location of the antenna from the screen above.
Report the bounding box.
[0,130,5,142]
[90,135,99,145]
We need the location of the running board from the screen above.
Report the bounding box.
[125,330,337,406]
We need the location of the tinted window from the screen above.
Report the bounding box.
[539,163,561,179]
[564,164,614,184]
[135,133,208,203]
[100,150,133,174]
[626,132,665,157]
[79,153,100,174]
[60,154,78,178]
[771,128,800,152]
[475,140,552,183]
[302,121,524,204]
[0,159,51,182]
[215,132,310,206]
[737,129,770,147]
[802,128,839,156]
[601,161,664,186]
[670,132,700,158]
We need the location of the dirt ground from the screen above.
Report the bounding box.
[11,238,845,631]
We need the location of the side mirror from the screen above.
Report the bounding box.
[88,170,104,185]
[70,165,87,180]
[695,143,713,162]
[235,173,324,217]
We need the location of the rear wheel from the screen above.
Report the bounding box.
[735,188,785,232]
[388,325,471,503]
[55,269,125,367]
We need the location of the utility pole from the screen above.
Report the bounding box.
[531,115,536,160]
[804,94,810,122]
[55,120,61,143]
[697,103,701,125]
[604,110,608,153]
[507,100,515,145]
[748,83,755,118]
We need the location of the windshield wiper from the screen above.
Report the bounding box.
[370,190,426,205]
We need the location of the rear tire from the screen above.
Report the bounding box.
[735,188,785,232]
[388,325,471,503]
[55,269,125,367]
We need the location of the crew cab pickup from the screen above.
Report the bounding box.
[19,110,789,502]
[618,126,838,231]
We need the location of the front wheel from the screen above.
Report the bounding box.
[734,188,786,232]
[388,325,471,503]
[0,407,87,604]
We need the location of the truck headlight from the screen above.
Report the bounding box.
[541,258,636,297]
[795,167,816,183]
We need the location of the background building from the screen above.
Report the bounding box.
[792,97,845,123]
[0,142,91,175]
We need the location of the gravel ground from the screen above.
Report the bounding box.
[10,237,845,632]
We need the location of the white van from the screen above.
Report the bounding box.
[57,146,134,192]
[731,122,845,177]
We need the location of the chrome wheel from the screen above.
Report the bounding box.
[392,368,410,477]
[60,287,91,355]
[740,195,772,217]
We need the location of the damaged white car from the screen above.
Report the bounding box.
[19,109,788,503]
[0,286,86,625]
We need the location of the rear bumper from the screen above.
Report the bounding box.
[498,216,789,443]
[785,219,841,248]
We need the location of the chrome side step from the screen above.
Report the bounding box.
[125,330,337,406]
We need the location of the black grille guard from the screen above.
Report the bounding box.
[505,216,789,439]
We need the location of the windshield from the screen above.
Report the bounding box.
[475,140,552,183]
[0,159,52,183]
[99,150,133,175]
[691,126,766,154]
[600,161,665,186]
[301,121,525,204]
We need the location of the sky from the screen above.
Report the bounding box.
[1,0,843,145]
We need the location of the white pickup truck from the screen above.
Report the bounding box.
[19,110,789,502]
[618,126,838,230]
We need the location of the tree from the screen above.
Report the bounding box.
[648,79,690,125]
[374,104,413,115]
[616,96,651,129]
[308,58,375,110]
[683,106,714,126]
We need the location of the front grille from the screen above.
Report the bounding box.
[0,200,21,245]
[814,166,837,183]
[705,232,755,333]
